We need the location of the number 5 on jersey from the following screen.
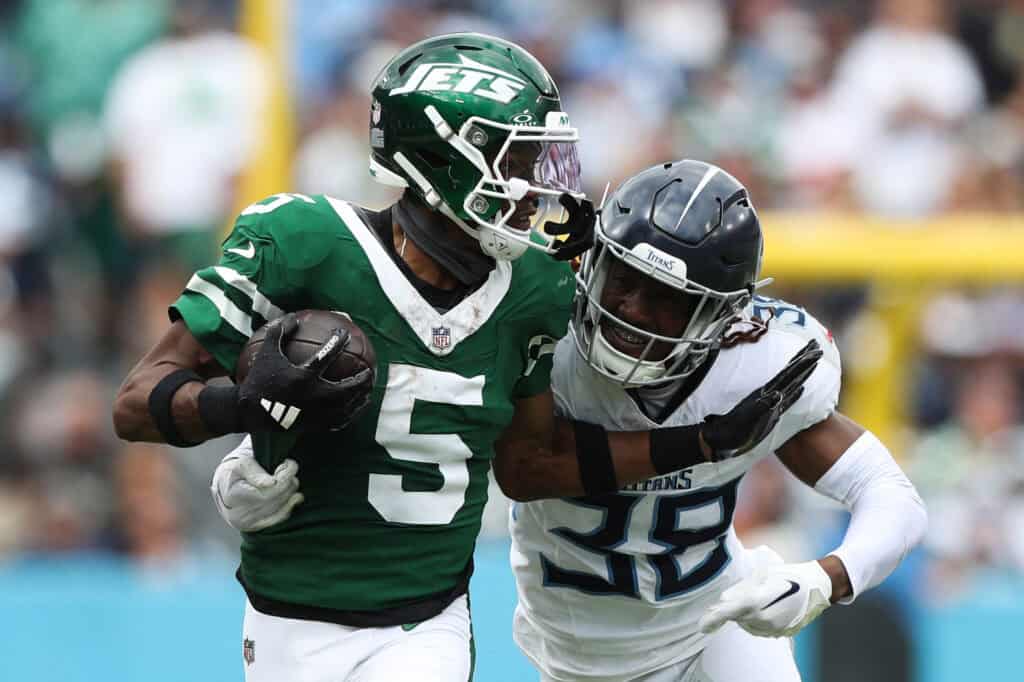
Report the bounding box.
[369,364,485,525]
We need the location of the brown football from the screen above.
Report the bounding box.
[235,310,377,385]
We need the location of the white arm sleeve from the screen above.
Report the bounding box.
[813,431,928,604]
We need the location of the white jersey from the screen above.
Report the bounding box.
[510,298,842,681]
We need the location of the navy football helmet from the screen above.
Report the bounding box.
[570,160,769,386]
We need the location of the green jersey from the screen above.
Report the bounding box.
[171,192,573,621]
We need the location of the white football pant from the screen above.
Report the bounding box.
[539,622,800,682]
[241,595,473,682]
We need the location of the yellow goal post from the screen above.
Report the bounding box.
[761,213,1024,447]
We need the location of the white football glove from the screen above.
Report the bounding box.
[698,547,833,638]
[211,438,304,532]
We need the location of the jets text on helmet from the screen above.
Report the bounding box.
[389,55,527,104]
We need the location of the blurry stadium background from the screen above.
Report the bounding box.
[1,0,1022,680]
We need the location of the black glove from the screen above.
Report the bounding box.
[700,339,823,461]
[199,313,374,434]
[545,193,595,262]
[650,339,822,472]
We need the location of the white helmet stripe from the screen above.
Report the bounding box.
[673,166,720,233]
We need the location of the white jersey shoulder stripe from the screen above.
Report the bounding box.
[185,274,252,336]
[212,266,284,322]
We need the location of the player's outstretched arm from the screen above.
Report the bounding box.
[493,340,822,501]
[493,397,710,501]
[698,412,927,638]
[494,389,709,501]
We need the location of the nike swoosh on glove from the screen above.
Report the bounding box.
[698,550,833,638]
[211,441,304,532]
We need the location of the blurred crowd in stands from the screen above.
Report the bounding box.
[0,0,1022,617]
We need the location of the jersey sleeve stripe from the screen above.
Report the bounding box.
[212,266,285,322]
[185,274,252,336]
[523,334,557,378]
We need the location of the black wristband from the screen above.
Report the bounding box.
[572,420,618,496]
[148,369,203,447]
[649,423,706,474]
[197,384,242,435]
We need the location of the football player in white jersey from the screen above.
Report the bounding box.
[211,160,926,681]
[500,160,927,681]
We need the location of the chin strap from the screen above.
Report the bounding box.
[393,195,495,287]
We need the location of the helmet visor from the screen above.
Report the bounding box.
[535,140,582,194]
[494,136,582,232]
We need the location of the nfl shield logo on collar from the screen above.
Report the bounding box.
[432,326,451,350]
[243,638,255,665]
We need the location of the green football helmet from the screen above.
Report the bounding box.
[369,33,583,261]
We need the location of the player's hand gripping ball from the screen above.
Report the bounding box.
[235,310,376,432]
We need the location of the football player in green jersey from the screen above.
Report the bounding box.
[111,33,606,682]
